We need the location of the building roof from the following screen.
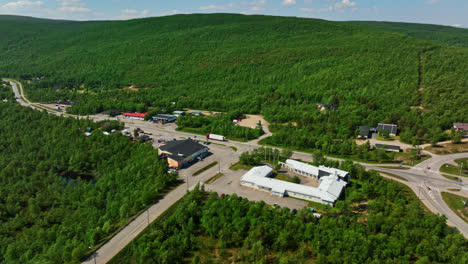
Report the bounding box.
[153,114,176,120]
[454,123,468,131]
[285,159,319,175]
[375,144,400,151]
[241,165,347,204]
[285,159,348,178]
[123,112,147,118]
[377,123,397,135]
[160,139,207,160]
[358,126,370,136]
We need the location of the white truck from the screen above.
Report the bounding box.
[207,133,225,141]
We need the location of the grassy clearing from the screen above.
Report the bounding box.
[230,146,237,152]
[229,162,253,171]
[441,192,468,224]
[440,160,468,177]
[193,161,218,176]
[204,173,224,184]
[394,152,432,166]
[273,173,300,183]
[274,173,290,181]
[425,142,468,155]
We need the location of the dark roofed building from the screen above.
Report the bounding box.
[358,126,371,139]
[454,123,468,132]
[158,139,208,168]
[376,123,398,136]
[153,114,176,124]
[375,144,401,152]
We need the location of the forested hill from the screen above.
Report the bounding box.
[348,21,468,48]
[0,14,467,149]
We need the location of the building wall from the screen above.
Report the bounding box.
[167,158,182,168]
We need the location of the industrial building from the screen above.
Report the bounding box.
[158,139,208,169]
[240,164,348,206]
[153,114,177,124]
[122,112,147,120]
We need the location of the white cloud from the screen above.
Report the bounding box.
[250,6,264,12]
[0,0,43,10]
[57,0,91,13]
[199,3,237,11]
[281,0,296,6]
[118,8,151,19]
[300,7,314,12]
[319,0,357,12]
[247,0,266,12]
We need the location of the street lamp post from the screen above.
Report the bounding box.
[88,247,97,264]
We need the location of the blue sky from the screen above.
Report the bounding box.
[0,0,467,27]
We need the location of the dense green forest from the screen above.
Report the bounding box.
[0,102,178,263]
[1,14,467,151]
[348,21,468,48]
[110,164,468,264]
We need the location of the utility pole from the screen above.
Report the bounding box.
[186,174,189,192]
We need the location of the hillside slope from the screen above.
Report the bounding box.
[0,14,467,150]
[348,21,468,48]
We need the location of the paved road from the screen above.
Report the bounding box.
[5,78,468,258]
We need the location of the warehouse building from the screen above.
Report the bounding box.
[240,165,348,206]
[158,139,209,169]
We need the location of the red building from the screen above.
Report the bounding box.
[122,112,147,120]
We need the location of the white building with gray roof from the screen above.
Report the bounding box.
[240,164,348,206]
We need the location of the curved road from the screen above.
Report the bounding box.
[4,78,468,261]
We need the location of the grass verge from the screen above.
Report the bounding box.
[441,192,468,224]
[193,161,218,176]
[204,173,224,184]
[440,163,468,177]
[442,174,461,182]
[229,162,253,171]
[378,172,408,181]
